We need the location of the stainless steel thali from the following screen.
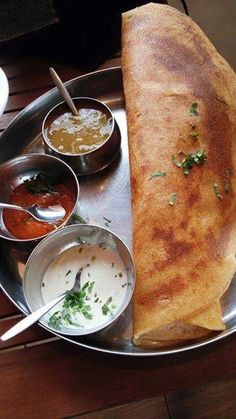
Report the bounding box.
[0,67,235,356]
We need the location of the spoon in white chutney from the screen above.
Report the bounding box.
[49,67,78,116]
[0,268,83,341]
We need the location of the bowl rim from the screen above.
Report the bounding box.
[23,223,136,336]
[42,96,115,157]
[0,153,80,242]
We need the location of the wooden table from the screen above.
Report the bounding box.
[0,37,236,419]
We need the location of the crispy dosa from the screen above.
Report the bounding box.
[121,3,236,347]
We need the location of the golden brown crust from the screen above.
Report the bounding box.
[122,3,236,346]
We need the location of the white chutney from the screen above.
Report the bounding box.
[41,243,128,330]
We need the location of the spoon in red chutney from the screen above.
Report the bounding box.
[0,202,66,223]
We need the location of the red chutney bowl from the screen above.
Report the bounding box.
[0,154,79,242]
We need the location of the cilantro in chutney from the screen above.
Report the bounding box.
[41,244,128,331]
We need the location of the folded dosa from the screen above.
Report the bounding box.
[122,3,236,347]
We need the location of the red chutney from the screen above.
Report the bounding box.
[3,179,76,239]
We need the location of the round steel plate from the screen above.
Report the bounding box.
[0,67,235,356]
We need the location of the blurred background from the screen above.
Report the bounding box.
[0,0,235,69]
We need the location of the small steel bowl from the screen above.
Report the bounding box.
[0,154,79,242]
[42,97,121,176]
[24,224,135,336]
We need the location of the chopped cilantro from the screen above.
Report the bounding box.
[48,293,88,329]
[82,310,93,320]
[24,173,59,195]
[103,217,111,223]
[72,214,87,224]
[190,132,199,140]
[88,281,95,294]
[182,150,207,175]
[189,103,198,116]
[149,171,166,180]
[102,297,113,315]
[41,282,45,287]
[82,281,89,291]
[48,311,62,328]
[63,291,93,322]
[66,270,71,276]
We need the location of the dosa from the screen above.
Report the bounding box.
[121,3,236,347]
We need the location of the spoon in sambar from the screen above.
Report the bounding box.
[49,67,78,116]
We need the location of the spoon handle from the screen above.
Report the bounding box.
[0,202,24,211]
[0,292,67,341]
[49,67,78,116]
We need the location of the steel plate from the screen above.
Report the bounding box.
[0,67,235,356]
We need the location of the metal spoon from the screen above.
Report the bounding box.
[1,269,82,341]
[0,202,66,223]
[49,67,78,116]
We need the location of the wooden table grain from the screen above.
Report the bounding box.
[0,27,236,419]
